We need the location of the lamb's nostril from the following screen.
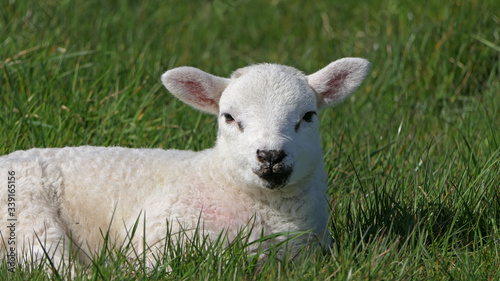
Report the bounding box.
[256,149,267,163]
[256,149,287,165]
[272,163,285,173]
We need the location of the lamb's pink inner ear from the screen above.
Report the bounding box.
[322,70,350,100]
[161,67,230,115]
[175,79,218,109]
[308,58,370,108]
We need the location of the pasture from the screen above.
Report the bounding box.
[1,0,499,279]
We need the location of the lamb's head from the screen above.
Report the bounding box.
[161,58,370,191]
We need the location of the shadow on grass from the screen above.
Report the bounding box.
[332,168,500,254]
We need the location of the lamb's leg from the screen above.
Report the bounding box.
[0,158,76,271]
[18,219,72,269]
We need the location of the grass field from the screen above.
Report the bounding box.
[1,0,499,279]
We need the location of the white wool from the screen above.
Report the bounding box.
[0,58,370,267]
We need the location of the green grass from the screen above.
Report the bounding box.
[1,0,499,279]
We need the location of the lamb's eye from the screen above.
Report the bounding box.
[302,111,316,122]
[222,113,235,123]
[295,111,317,131]
[222,113,244,131]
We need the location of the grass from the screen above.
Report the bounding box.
[1,0,499,279]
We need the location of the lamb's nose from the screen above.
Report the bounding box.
[254,149,292,189]
[256,149,286,166]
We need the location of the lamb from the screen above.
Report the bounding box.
[0,58,370,270]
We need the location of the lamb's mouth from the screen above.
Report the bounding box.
[253,164,293,189]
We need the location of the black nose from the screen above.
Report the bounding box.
[256,149,286,166]
[254,149,292,189]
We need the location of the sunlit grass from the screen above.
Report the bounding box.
[1,0,499,279]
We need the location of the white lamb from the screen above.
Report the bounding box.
[0,58,370,269]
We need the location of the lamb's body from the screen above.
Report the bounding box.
[0,58,369,268]
[1,146,326,262]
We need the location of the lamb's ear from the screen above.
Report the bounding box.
[161,67,230,115]
[307,58,370,109]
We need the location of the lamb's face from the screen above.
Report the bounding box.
[217,65,323,190]
[161,58,370,190]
